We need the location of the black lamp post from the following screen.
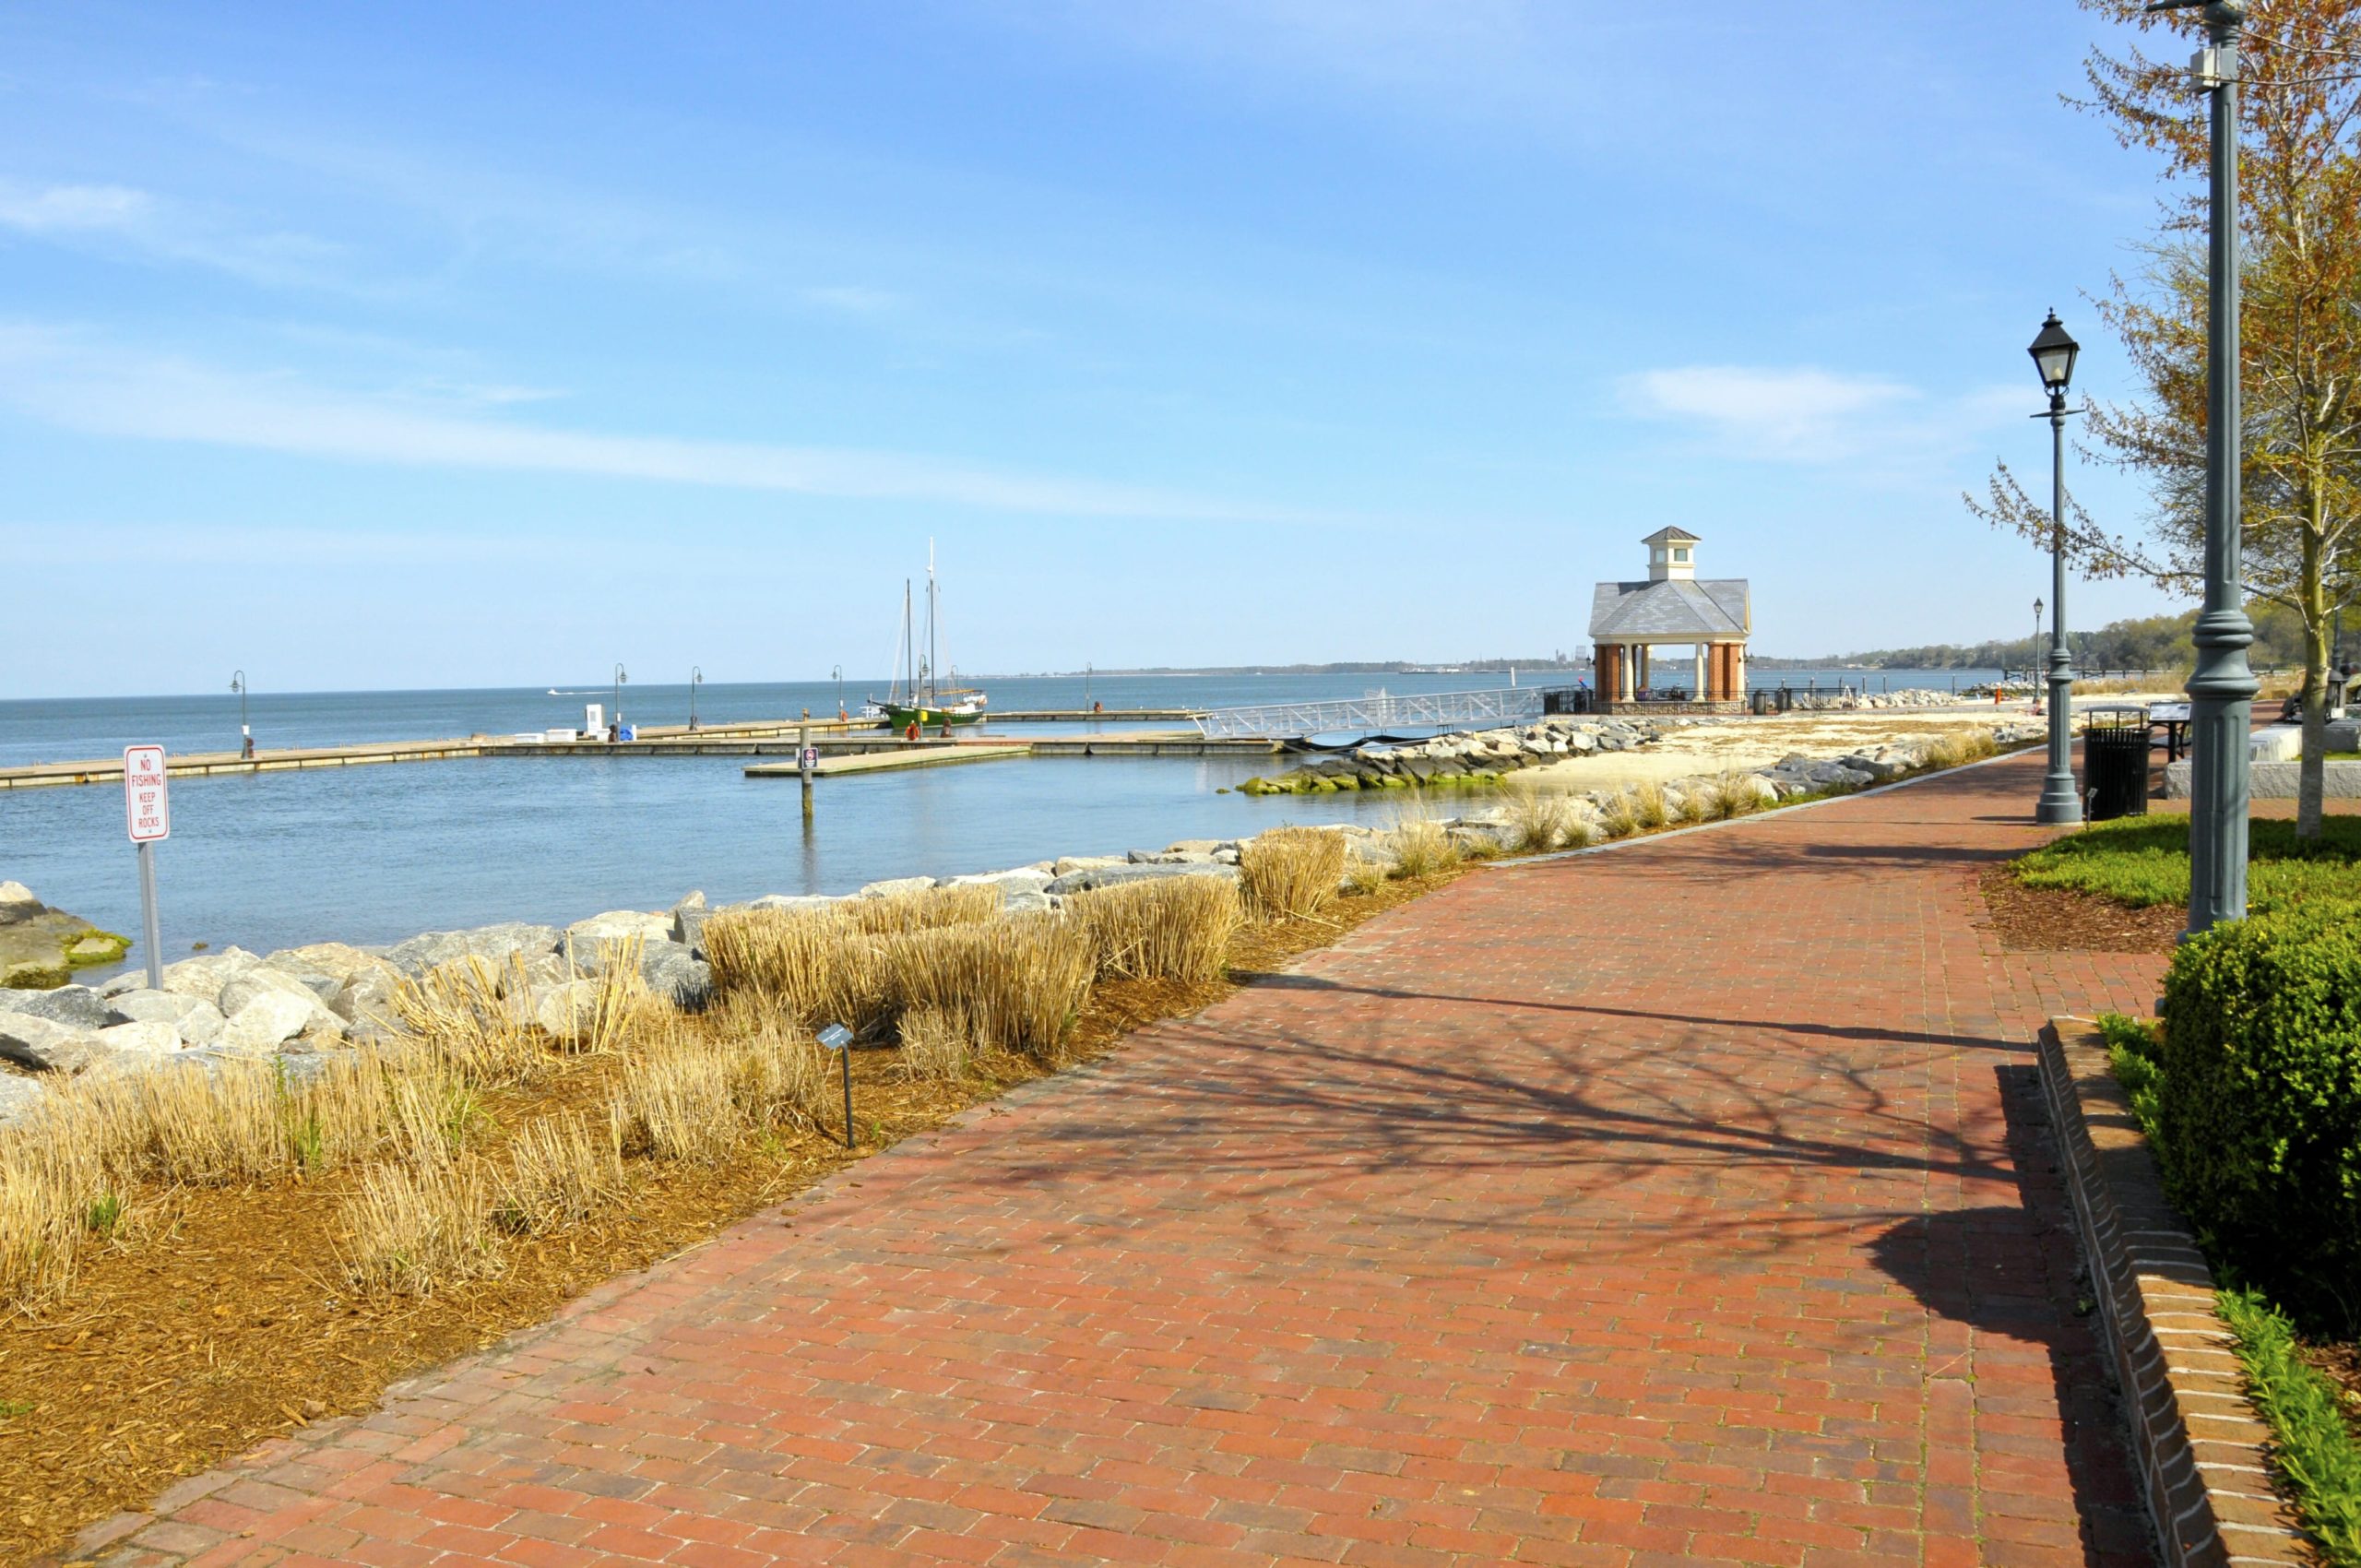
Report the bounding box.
[2032,600,2045,713]
[231,669,250,758]
[689,666,702,731]
[2029,309,2082,824]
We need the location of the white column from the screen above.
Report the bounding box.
[1734,645,1747,698]
[1694,645,1707,700]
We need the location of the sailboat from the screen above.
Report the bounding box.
[871,544,990,730]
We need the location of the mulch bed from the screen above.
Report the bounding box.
[1975,863,2186,954]
[1,868,1463,1567]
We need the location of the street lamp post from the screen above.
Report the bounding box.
[613,663,627,739]
[2029,310,2082,824]
[689,666,703,731]
[2150,0,2257,933]
[2032,600,2045,715]
[832,664,844,719]
[231,670,251,759]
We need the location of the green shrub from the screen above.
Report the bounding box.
[2158,898,2361,1330]
[2099,1011,2164,1134]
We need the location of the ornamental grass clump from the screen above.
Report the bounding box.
[702,906,888,1034]
[1240,827,1347,921]
[1710,771,1762,821]
[1502,784,1572,853]
[896,1006,972,1084]
[1630,781,1671,831]
[388,953,544,1086]
[1596,789,1640,839]
[492,1113,623,1236]
[1071,876,1241,985]
[338,1158,498,1298]
[1384,798,1462,879]
[876,915,1093,1063]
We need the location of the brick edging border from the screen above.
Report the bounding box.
[2036,1018,2307,1567]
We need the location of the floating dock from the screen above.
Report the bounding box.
[745,744,1031,779]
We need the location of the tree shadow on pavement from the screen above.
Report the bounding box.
[1869,1065,2156,1568]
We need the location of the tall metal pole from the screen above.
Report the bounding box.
[137,839,163,990]
[2036,396,2082,823]
[2184,0,2257,935]
[689,665,701,731]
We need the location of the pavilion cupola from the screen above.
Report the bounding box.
[1643,526,1701,583]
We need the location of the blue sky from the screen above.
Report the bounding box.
[3,1,2195,696]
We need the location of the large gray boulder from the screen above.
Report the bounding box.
[560,910,674,966]
[1045,861,1241,897]
[670,891,708,946]
[0,1073,47,1125]
[328,962,406,1029]
[857,876,937,900]
[0,1009,103,1074]
[262,943,386,1001]
[219,968,338,1020]
[0,883,42,925]
[0,984,126,1031]
[219,990,331,1053]
[2328,717,2361,753]
[532,979,602,1043]
[109,988,227,1047]
[640,944,712,1008]
[385,922,561,978]
[95,1019,184,1056]
[148,947,263,1003]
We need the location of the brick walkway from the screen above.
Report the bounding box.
[81,750,2167,1568]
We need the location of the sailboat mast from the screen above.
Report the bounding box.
[927,540,940,705]
[901,579,913,707]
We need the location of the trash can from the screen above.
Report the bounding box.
[2082,708,2150,820]
[1775,686,1794,714]
[1750,689,1772,717]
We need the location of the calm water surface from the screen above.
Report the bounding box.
[0,670,2006,965]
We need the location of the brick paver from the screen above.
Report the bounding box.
[79,750,2166,1567]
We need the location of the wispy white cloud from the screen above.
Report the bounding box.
[0,176,349,289]
[0,519,543,568]
[0,325,1338,524]
[1620,364,2018,469]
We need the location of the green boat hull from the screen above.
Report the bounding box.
[879,704,987,729]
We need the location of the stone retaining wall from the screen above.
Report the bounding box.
[2036,1018,2305,1567]
[2162,758,2361,799]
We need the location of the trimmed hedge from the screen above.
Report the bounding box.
[2159,897,2361,1329]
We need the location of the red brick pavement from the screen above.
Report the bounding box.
[74,749,2168,1568]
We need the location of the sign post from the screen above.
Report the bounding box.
[817,1022,855,1147]
[799,724,815,819]
[123,746,170,990]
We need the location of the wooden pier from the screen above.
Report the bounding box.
[0,711,1208,790]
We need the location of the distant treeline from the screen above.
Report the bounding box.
[1015,656,1586,677]
[1833,604,2325,672]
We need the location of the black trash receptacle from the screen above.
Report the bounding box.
[2082,712,2152,820]
[1750,689,1772,717]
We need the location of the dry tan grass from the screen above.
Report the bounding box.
[338,1159,498,1298]
[492,1114,623,1236]
[703,906,887,1033]
[1384,797,1463,879]
[1630,780,1671,830]
[1240,828,1346,921]
[877,915,1094,1064]
[1072,876,1243,985]
[838,884,1003,935]
[1347,848,1394,891]
[388,955,543,1086]
[1503,784,1572,853]
[1711,771,1762,820]
[1596,788,1639,838]
[1676,787,1715,826]
[614,1030,739,1164]
[896,1007,972,1084]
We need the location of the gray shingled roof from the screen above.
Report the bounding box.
[1587,577,1750,640]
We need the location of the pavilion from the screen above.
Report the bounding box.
[1587,528,1751,713]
